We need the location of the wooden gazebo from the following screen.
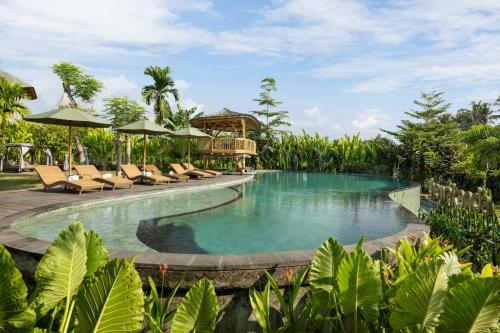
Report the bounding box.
[0,69,37,99]
[190,108,260,170]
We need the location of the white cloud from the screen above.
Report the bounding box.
[174,80,192,92]
[0,0,214,61]
[180,97,204,112]
[293,107,391,138]
[102,75,138,95]
[211,0,500,95]
[352,109,391,130]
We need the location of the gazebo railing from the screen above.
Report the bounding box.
[197,138,256,155]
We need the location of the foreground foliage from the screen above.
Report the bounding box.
[0,225,498,332]
[0,222,218,333]
[250,235,499,333]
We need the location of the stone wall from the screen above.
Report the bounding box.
[388,184,421,216]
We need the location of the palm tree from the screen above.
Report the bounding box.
[0,77,29,126]
[142,66,179,126]
[456,100,500,130]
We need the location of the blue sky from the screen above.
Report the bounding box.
[1,0,499,137]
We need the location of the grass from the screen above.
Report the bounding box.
[0,172,41,191]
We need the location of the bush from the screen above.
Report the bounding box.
[0,224,498,332]
[421,202,499,269]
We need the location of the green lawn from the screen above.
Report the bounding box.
[0,172,41,191]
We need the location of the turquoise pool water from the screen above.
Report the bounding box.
[14,173,416,254]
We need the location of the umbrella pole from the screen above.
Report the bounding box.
[143,133,147,173]
[68,125,72,176]
[188,137,191,165]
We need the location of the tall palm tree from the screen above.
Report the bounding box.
[142,66,179,126]
[0,77,29,127]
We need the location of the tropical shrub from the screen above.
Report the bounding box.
[0,222,219,333]
[250,235,500,333]
[421,202,499,269]
[250,131,387,174]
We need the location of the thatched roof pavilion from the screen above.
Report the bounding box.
[189,108,260,171]
[0,69,37,100]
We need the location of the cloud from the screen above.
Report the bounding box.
[352,109,391,130]
[211,0,500,95]
[174,80,192,92]
[293,106,391,138]
[0,0,214,61]
[102,75,138,95]
[181,97,204,112]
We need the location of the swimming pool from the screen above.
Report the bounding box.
[14,172,417,254]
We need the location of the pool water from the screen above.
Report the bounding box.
[14,173,416,254]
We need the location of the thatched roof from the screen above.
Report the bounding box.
[0,69,37,100]
[190,108,261,132]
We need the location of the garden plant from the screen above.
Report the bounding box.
[0,223,498,332]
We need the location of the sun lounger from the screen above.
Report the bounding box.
[34,165,104,194]
[183,162,222,177]
[74,165,133,190]
[144,164,189,182]
[169,163,207,179]
[121,164,171,185]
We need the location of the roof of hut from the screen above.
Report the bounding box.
[0,68,37,100]
[190,108,261,132]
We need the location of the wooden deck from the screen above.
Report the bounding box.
[0,174,252,221]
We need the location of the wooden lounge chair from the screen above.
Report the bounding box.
[121,164,171,185]
[74,165,133,190]
[183,162,222,177]
[169,163,207,179]
[144,164,189,182]
[34,165,104,194]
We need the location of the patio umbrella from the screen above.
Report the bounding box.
[171,126,211,165]
[23,107,110,175]
[115,118,173,172]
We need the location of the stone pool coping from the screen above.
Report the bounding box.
[0,172,428,289]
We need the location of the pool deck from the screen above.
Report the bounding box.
[0,173,429,289]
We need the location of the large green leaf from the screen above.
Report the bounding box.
[437,277,500,333]
[390,259,450,331]
[75,259,145,333]
[31,222,87,318]
[0,243,35,332]
[171,277,219,333]
[84,230,109,277]
[338,248,382,324]
[309,237,346,305]
[249,283,272,333]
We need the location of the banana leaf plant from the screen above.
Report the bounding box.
[250,235,500,333]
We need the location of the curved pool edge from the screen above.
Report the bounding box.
[0,173,429,290]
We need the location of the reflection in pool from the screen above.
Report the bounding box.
[14,173,418,254]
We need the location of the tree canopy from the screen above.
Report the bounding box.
[142,66,178,127]
[52,61,103,106]
[102,96,146,129]
[455,99,500,130]
[252,77,290,136]
[382,91,459,181]
[0,77,29,127]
